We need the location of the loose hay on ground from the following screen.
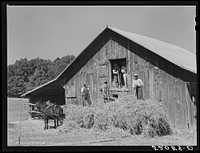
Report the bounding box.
[62,95,172,138]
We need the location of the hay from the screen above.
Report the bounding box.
[62,95,172,138]
[64,105,95,129]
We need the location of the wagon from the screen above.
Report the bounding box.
[27,103,44,119]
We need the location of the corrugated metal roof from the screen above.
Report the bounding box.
[108,27,196,74]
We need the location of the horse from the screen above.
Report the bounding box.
[35,101,65,130]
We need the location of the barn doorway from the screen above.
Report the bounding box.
[109,58,127,88]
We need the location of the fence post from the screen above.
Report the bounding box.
[18,98,22,145]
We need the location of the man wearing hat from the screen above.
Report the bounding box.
[133,73,144,100]
[81,82,90,106]
[100,80,110,103]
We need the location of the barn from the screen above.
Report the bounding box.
[21,26,197,131]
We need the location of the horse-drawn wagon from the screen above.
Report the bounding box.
[27,103,43,119]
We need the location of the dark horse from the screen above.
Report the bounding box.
[35,101,65,130]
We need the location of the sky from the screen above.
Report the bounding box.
[7,6,196,65]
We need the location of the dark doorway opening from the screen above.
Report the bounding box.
[110,58,127,88]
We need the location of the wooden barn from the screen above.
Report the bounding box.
[22,26,197,131]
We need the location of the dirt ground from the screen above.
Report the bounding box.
[7,98,197,147]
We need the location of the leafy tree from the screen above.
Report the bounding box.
[7,55,75,97]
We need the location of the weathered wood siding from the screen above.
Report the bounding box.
[64,31,196,131]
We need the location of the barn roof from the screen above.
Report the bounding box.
[21,78,63,97]
[109,27,196,74]
[21,26,197,97]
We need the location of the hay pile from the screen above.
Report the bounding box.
[62,95,172,138]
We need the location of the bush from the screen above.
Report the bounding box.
[62,95,172,138]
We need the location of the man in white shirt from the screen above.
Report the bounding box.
[81,83,90,106]
[121,62,127,88]
[132,73,144,100]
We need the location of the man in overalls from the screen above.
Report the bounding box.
[101,80,110,103]
[133,73,144,100]
[81,83,90,106]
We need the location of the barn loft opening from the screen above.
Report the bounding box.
[109,58,127,88]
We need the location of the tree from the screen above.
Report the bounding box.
[7,55,75,97]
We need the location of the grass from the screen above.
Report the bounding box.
[62,95,173,138]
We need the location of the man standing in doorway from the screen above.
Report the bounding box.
[133,73,144,100]
[112,63,120,87]
[121,62,127,88]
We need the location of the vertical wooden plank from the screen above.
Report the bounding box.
[162,71,167,109]
[89,74,94,102]
[164,72,169,122]
[144,69,149,99]
[185,82,191,130]
[149,68,154,101]
[172,76,176,128]
[178,78,183,129]
[185,83,194,131]
[180,80,187,130]
[93,62,97,100]
[118,37,122,58]
[135,55,139,70]
[127,40,131,90]
[130,47,133,92]
[170,75,175,128]
[172,76,178,129]
[158,69,162,102]
[122,38,128,59]
[177,78,182,130]
[167,74,173,128]
[77,73,81,105]
[153,67,158,101]
[114,38,117,59]
[96,58,100,99]
[108,39,114,59]
[105,40,109,57]
[107,39,111,59]
[174,75,180,130]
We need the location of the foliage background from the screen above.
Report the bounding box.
[7,55,75,97]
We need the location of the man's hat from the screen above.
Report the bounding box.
[83,82,87,85]
[134,73,138,76]
[104,79,108,83]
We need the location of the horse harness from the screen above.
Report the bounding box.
[40,105,57,120]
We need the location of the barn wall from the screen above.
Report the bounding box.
[64,31,197,131]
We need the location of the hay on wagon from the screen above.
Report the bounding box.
[62,95,172,138]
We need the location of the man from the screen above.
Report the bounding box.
[81,83,90,106]
[46,100,54,106]
[121,62,127,88]
[111,75,119,88]
[100,80,110,103]
[132,73,144,100]
[112,63,120,86]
